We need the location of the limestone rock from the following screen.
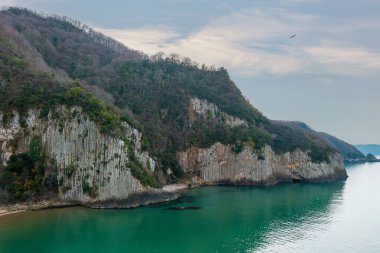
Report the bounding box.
[0,106,157,204]
[190,97,247,127]
[177,143,347,185]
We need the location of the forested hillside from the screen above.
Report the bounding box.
[0,7,338,183]
[273,121,366,161]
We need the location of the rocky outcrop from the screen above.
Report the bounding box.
[177,143,347,185]
[0,106,348,208]
[0,106,173,205]
[190,97,247,127]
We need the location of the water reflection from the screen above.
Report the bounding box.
[2,164,380,253]
[0,183,346,253]
[253,183,345,252]
[204,183,346,252]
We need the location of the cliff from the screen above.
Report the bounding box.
[0,8,348,208]
[0,106,176,207]
[0,102,347,207]
[183,101,347,184]
[178,143,346,185]
[189,97,248,128]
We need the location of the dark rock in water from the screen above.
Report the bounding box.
[166,206,201,210]
[176,195,195,203]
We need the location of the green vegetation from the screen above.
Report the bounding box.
[0,14,124,136]
[61,86,123,135]
[0,6,337,195]
[160,152,184,178]
[29,136,42,162]
[126,142,160,187]
[0,8,270,163]
[65,164,76,178]
[266,123,334,163]
[0,136,57,201]
[0,41,123,135]
[232,142,244,154]
[82,180,98,198]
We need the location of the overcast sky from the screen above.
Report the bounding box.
[2,0,380,144]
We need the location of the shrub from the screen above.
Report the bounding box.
[1,153,45,201]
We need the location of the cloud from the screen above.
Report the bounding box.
[280,0,320,4]
[2,0,379,78]
[95,5,380,77]
[97,7,309,75]
[1,0,64,7]
[304,46,380,76]
[0,0,17,5]
[95,27,180,53]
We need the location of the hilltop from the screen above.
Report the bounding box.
[0,8,346,206]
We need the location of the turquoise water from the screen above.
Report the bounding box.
[1,162,380,253]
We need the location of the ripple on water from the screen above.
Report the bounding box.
[1,163,380,253]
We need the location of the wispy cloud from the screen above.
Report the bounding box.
[280,0,320,4]
[1,0,64,6]
[95,27,180,53]
[97,7,307,75]
[0,0,17,6]
[96,5,380,77]
[304,46,380,76]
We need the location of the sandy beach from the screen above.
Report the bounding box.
[0,199,75,218]
[0,209,24,217]
[162,184,190,192]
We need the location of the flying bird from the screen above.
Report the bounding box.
[289,34,296,38]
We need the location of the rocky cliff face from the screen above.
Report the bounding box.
[0,103,349,208]
[0,106,176,206]
[180,98,347,185]
[0,103,348,208]
[177,143,347,185]
[190,97,248,127]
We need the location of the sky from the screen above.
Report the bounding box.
[1,0,379,144]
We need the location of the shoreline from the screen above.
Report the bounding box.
[0,209,25,217]
[162,183,190,192]
[0,184,190,217]
[0,178,346,217]
[0,199,77,218]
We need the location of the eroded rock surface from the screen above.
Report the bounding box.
[177,143,347,185]
[190,97,247,127]
[0,106,159,204]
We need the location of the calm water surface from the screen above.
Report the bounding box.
[1,162,380,253]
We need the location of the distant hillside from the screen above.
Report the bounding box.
[274,121,366,161]
[318,133,365,160]
[355,145,380,156]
